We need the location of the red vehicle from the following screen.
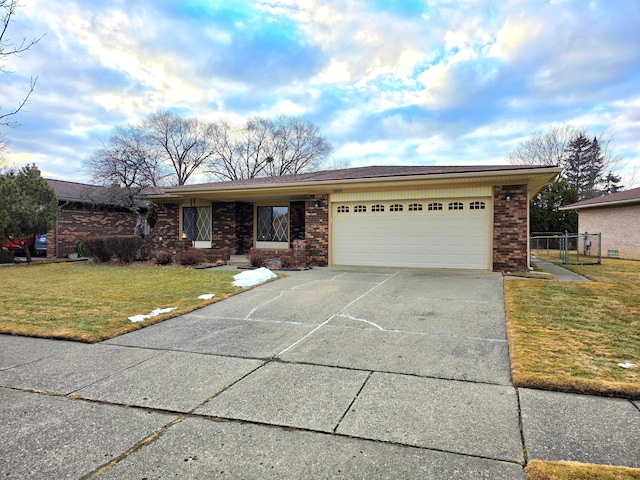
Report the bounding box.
[2,236,36,255]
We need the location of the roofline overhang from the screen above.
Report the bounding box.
[561,197,640,211]
[146,167,562,202]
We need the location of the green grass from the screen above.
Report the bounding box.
[525,460,640,480]
[505,258,640,399]
[0,262,247,342]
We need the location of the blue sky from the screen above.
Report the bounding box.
[2,0,639,186]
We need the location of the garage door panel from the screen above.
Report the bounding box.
[332,199,491,270]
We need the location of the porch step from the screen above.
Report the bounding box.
[227,255,250,267]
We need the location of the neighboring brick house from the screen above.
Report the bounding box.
[146,165,560,272]
[562,186,640,260]
[45,178,147,259]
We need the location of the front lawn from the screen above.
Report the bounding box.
[525,460,640,480]
[505,258,640,399]
[0,262,246,342]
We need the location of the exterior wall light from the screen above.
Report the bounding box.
[314,199,321,209]
[181,232,187,239]
[505,193,512,202]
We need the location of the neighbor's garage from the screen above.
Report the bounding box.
[331,194,492,270]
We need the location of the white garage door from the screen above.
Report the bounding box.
[332,199,491,269]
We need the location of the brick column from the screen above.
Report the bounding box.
[493,185,528,272]
[305,195,329,266]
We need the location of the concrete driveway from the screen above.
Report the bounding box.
[1,268,638,479]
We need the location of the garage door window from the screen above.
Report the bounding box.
[428,202,443,211]
[337,206,349,213]
[390,204,403,212]
[448,202,464,210]
[409,203,423,211]
[470,201,486,210]
[372,204,384,212]
[354,205,367,213]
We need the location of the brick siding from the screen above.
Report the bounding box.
[212,202,236,251]
[48,207,142,258]
[290,201,305,242]
[235,202,253,254]
[305,195,329,266]
[141,203,180,257]
[578,204,640,260]
[493,185,528,272]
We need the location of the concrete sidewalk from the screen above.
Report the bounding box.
[531,258,592,282]
[1,268,638,479]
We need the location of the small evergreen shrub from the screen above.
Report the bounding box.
[82,238,111,262]
[155,250,173,265]
[105,236,143,264]
[176,248,204,266]
[83,236,142,263]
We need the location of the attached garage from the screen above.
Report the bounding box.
[148,165,562,272]
[331,191,492,269]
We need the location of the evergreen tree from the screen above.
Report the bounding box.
[530,179,579,234]
[0,165,58,262]
[562,134,622,200]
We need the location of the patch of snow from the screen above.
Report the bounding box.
[232,267,277,288]
[198,293,215,300]
[128,307,176,323]
[618,363,636,369]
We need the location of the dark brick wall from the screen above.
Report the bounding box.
[305,195,329,266]
[493,185,529,272]
[48,207,142,258]
[212,202,236,251]
[142,203,180,257]
[235,202,253,254]
[290,201,305,242]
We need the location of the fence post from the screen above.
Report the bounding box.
[597,232,602,265]
[563,231,569,264]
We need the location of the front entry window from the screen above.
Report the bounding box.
[257,206,289,243]
[183,206,211,242]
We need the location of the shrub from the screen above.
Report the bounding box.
[0,247,14,264]
[82,236,142,264]
[155,250,173,265]
[280,255,293,269]
[249,252,264,268]
[105,236,143,264]
[176,248,204,266]
[82,238,111,262]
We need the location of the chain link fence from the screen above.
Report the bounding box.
[530,232,602,265]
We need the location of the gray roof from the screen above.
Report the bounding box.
[46,179,146,209]
[563,186,640,210]
[165,164,556,191]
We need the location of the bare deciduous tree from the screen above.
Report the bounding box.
[1,0,42,127]
[508,124,581,167]
[205,115,332,181]
[143,110,215,185]
[88,126,164,189]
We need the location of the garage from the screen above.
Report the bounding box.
[331,197,492,269]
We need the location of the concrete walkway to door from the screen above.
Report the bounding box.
[1,268,638,479]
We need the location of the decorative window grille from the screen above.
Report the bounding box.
[469,201,486,210]
[428,202,443,211]
[257,206,289,242]
[371,204,384,212]
[390,204,403,212]
[182,206,211,241]
[408,203,423,211]
[354,205,367,213]
[337,206,349,213]
[448,202,464,210]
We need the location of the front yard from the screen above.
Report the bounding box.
[505,258,640,399]
[0,262,244,342]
